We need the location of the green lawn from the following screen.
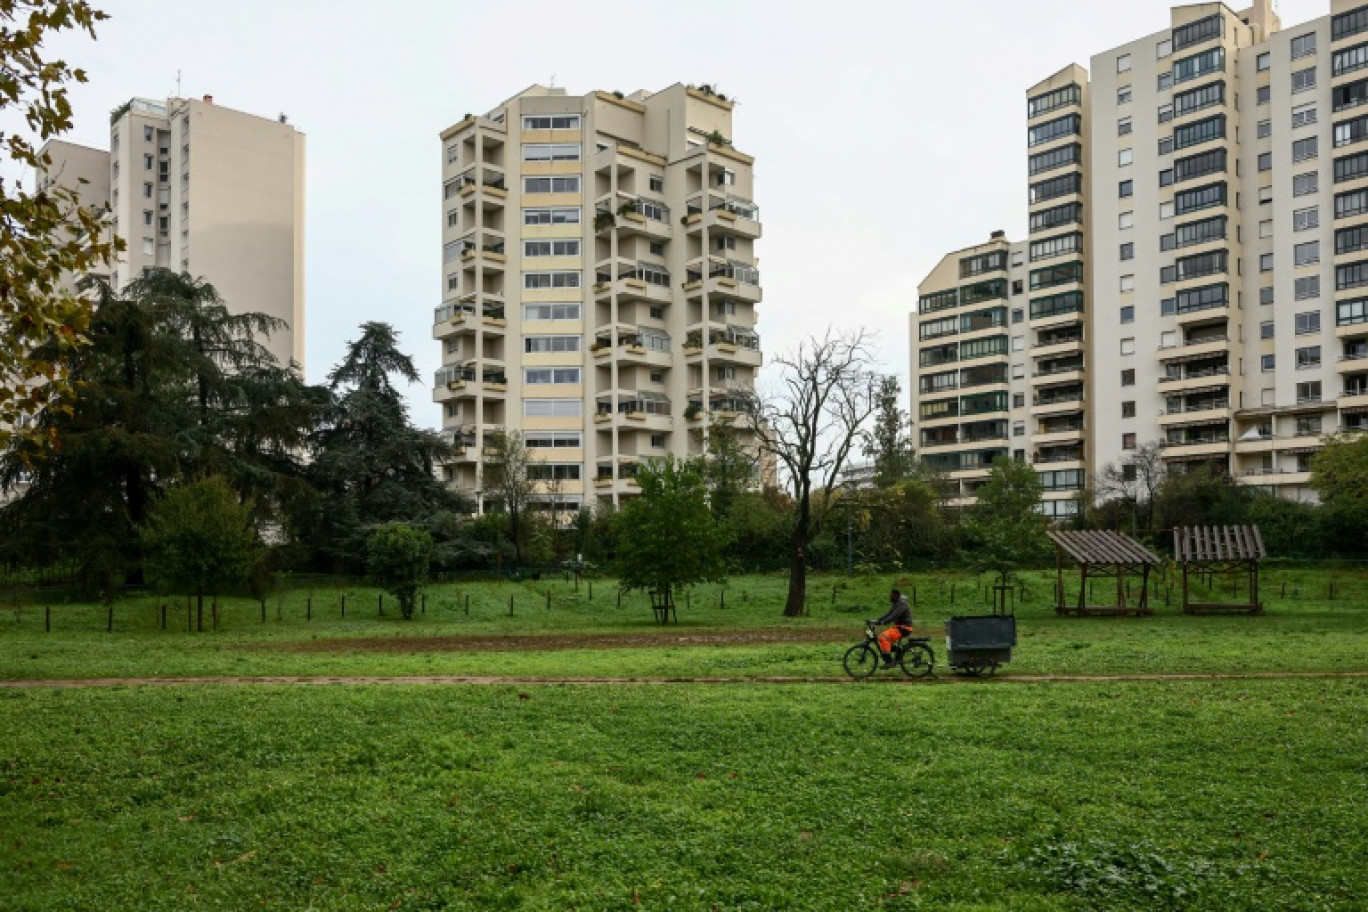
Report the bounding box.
[1,569,1366,681]
[1,681,1364,911]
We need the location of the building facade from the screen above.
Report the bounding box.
[40,96,307,369]
[434,84,763,514]
[912,0,1368,511]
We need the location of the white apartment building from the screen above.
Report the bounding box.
[912,0,1368,512]
[434,84,763,514]
[40,95,307,369]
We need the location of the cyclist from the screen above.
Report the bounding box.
[871,589,914,668]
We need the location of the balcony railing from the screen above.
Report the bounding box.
[1161,365,1230,382]
[1161,434,1230,448]
[710,196,759,220]
[1161,333,1228,349]
[1161,398,1229,415]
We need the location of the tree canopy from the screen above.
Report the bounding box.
[963,456,1051,585]
[366,523,433,620]
[615,456,727,602]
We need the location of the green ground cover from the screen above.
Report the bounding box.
[2,681,1364,911]
[1,569,1366,681]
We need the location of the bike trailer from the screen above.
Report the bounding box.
[945,614,1017,676]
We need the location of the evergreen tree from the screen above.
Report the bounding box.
[863,375,915,488]
[615,457,727,606]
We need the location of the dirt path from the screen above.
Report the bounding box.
[4,671,1368,689]
[260,629,856,653]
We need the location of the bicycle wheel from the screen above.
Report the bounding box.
[899,643,935,678]
[842,643,881,679]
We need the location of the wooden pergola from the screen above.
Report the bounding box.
[1048,530,1162,617]
[1173,525,1266,615]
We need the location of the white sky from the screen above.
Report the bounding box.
[38,0,1325,427]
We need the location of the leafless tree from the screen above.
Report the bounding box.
[483,430,534,564]
[1094,441,1166,536]
[749,328,877,616]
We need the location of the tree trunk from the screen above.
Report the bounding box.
[784,537,807,617]
[196,588,204,632]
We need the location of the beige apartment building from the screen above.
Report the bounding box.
[39,96,307,369]
[434,84,762,514]
[912,0,1368,513]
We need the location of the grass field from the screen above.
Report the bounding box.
[2,569,1366,909]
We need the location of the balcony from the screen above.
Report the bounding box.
[1157,334,1230,364]
[596,195,671,241]
[686,196,761,239]
[595,393,673,431]
[1160,432,1231,458]
[1032,357,1084,384]
[1158,397,1230,427]
[685,259,762,303]
[1030,387,1084,417]
[1032,331,1083,358]
[1156,363,1230,393]
[1337,346,1368,371]
[1035,420,1084,446]
[593,265,672,305]
[433,298,506,337]
[591,328,673,367]
[1032,444,1083,466]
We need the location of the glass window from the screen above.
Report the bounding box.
[1261,322,1275,339]
[1257,52,1271,71]
[1296,275,1321,299]
[1119,148,1133,166]
[1294,241,1320,266]
[1120,211,1134,229]
[1291,33,1317,60]
[522,143,581,161]
[1292,103,1317,128]
[1118,87,1133,105]
[1117,54,1132,73]
[1295,345,1322,368]
[522,114,581,130]
[1261,354,1276,371]
[1258,119,1272,138]
[1294,171,1319,195]
[1294,206,1319,231]
[1292,67,1317,94]
[1259,152,1273,171]
[1121,305,1135,322]
[1261,253,1274,271]
[1119,179,1134,197]
[1295,311,1322,334]
[1120,274,1135,292]
[1118,117,1133,136]
[1120,242,1134,260]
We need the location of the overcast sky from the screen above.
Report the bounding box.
[39,0,1325,426]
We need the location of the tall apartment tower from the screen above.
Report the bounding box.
[39,96,307,369]
[913,0,1368,512]
[434,84,762,514]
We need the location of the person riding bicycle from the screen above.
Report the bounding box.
[871,589,914,668]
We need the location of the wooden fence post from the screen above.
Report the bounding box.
[45,606,50,633]
[341,594,346,618]
[107,604,113,633]
[509,595,514,617]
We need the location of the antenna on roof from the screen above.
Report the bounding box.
[175,69,182,98]
[549,73,557,88]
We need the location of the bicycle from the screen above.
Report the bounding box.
[842,621,935,679]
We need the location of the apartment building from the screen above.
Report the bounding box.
[39,96,307,369]
[912,0,1368,511]
[434,84,763,514]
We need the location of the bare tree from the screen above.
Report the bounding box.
[483,430,534,565]
[1094,441,1165,536]
[750,329,877,616]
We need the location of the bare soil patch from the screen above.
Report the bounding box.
[261,628,856,654]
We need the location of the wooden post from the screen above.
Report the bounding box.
[378,593,383,616]
[212,598,219,632]
[1055,546,1064,612]
[107,604,113,632]
[307,597,312,621]
[720,589,725,610]
[617,589,622,608]
[341,594,347,617]
[509,595,514,616]
[261,599,266,623]
[465,594,470,615]
[546,592,551,611]
[588,580,593,601]
[950,583,955,606]
[421,594,426,615]
[45,605,50,633]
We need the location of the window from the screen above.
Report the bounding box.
[1027,84,1082,118]
[1173,14,1223,51]
[648,306,665,320]
[1120,211,1134,229]
[1258,119,1272,138]
[1296,311,1322,335]
[442,241,461,262]
[1261,286,1275,305]
[1296,415,1324,436]
[1118,87,1133,105]
[1337,297,1368,324]
[1294,171,1319,196]
[1117,54,1132,73]
[1160,72,1174,90]
[1161,297,1177,315]
[1121,369,1135,386]
[1159,168,1174,186]
[649,175,664,193]
[1119,148,1133,166]
[1293,137,1319,162]
[1336,187,1368,218]
[1173,47,1224,84]
[1262,354,1276,371]
[1012,307,1024,322]
[1175,214,1227,247]
[1294,206,1319,231]
[1261,253,1275,271]
[1334,40,1368,77]
[1118,117,1133,136]
[1159,103,1174,123]
[1260,219,1274,238]
[1297,380,1322,402]
[522,175,581,193]
[1028,232,1083,261]
[1257,52,1271,72]
[1291,33,1317,59]
[1120,274,1135,292]
[1337,259,1368,290]
[1175,249,1228,280]
[525,431,583,449]
[1161,201,1175,219]
[1029,261,1084,290]
[1259,152,1273,172]
[1261,321,1275,339]
[1121,401,1137,419]
[1028,143,1082,175]
[1122,433,1137,450]
[1028,114,1082,147]
[1337,225,1368,256]
[1120,242,1134,261]
[1159,138,1175,156]
[522,143,581,161]
[524,335,581,353]
[523,207,581,225]
[1296,345,1322,369]
[522,302,580,321]
[523,367,581,384]
[1260,186,1274,203]
[1334,77,1368,112]
[1119,179,1134,198]
[649,241,665,256]
[1174,148,1227,183]
[1335,150,1368,183]
[143,182,153,198]
[1334,114,1368,148]
[1176,282,1229,313]
[1296,275,1321,299]
[1029,202,1084,232]
[526,464,581,482]
[1173,80,1226,117]
[522,114,581,130]
[1293,67,1318,94]
[523,271,581,289]
[519,396,580,418]
[1294,241,1320,266]
[523,239,580,257]
[1174,113,1226,150]
[1011,364,1025,379]
[1029,172,1083,203]
[142,210,153,226]
[1258,86,1272,105]
[1158,38,1173,58]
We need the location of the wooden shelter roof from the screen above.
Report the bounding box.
[1047,530,1161,566]
[1173,525,1266,562]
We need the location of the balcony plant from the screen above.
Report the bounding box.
[684,402,703,421]
[593,210,616,233]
